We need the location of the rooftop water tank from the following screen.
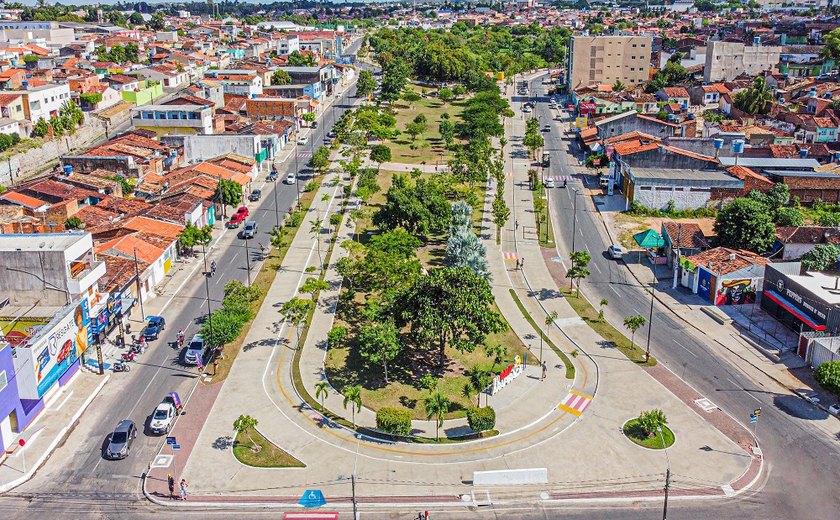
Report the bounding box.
[732,140,745,154]
[799,149,809,158]
[63,165,73,175]
[713,138,724,149]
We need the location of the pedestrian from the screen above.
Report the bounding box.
[213,359,219,375]
[520,257,525,270]
[425,511,430,520]
[515,220,519,230]
[167,473,175,499]
[541,361,547,381]
[179,479,188,501]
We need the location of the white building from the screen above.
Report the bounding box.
[20,83,71,124]
[275,35,299,56]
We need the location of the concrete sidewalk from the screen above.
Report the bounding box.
[0,371,109,492]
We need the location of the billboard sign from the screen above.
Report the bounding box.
[579,101,597,115]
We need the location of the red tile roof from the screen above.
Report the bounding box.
[683,247,768,276]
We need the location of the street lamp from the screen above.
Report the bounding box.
[658,425,672,520]
[244,237,251,286]
[571,188,580,252]
[542,310,558,365]
[645,264,657,363]
[201,242,214,348]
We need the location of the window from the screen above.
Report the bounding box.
[639,186,652,191]
[641,44,646,47]
[632,44,637,48]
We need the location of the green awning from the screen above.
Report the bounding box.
[634,229,665,249]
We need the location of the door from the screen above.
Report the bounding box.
[1,412,14,451]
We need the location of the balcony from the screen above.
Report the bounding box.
[67,260,106,296]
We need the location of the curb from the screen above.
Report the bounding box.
[0,374,110,493]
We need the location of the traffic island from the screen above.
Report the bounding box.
[233,427,305,468]
[622,419,675,450]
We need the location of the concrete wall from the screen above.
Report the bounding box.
[0,119,106,185]
[182,134,260,163]
[705,41,781,83]
[634,185,712,211]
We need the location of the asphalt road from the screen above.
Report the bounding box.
[0,43,364,519]
[527,75,840,519]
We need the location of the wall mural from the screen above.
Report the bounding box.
[716,279,756,306]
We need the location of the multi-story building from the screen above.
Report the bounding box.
[202,69,263,97]
[275,35,299,56]
[131,104,215,135]
[704,41,782,83]
[245,97,302,121]
[20,83,71,123]
[568,36,652,91]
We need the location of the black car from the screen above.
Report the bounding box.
[267,170,278,181]
[143,315,166,340]
[327,130,337,139]
[249,189,262,201]
[105,419,137,460]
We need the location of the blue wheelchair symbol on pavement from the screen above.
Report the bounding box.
[298,489,327,508]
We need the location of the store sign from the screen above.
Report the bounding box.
[579,101,597,114]
[33,299,90,397]
[491,355,523,395]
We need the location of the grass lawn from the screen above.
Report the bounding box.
[208,174,325,383]
[387,84,466,165]
[233,429,306,467]
[534,183,555,247]
[623,419,675,449]
[508,289,574,379]
[561,287,657,367]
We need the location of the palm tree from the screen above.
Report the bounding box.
[542,310,559,363]
[612,80,627,93]
[233,414,259,451]
[485,344,508,372]
[424,392,451,441]
[310,213,323,269]
[734,76,775,115]
[623,314,647,349]
[342,384,362,428]
[464,366,492,407]
[315,381,329,413]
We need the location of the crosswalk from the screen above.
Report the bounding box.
[558,390,593,417]
[503,251,519,261]
[544,175,574,182]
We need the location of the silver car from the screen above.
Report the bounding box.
[105,419,136,460]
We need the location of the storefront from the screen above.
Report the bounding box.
[762,264,840,336]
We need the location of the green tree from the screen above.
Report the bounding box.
[815,361,840,395]
[177,222,212,254]
[466,406,496,432]
[64,216,82,230]
[369,144,392,170]
[149,12,166,31]
[452,84,466,99]
[734,76,775,115]
[358,321,401,382]
[395,267,506,366]
[309,146,331,176]
[271,69,292,85]
[567,250,591,293]
[438,87,454,104]
[215,179,242,217]
[612,80,627,92]
[200,308,244,348]
[33,117,49,138]
[463,365,492,407]
[280,296,315,344]
[714,198,776,253]
[288,50,316,66]
[801,243,840,271]
[310,215,324,269]
[129,12,144,26]
[302,112,316,124]
[439,119,455,149]
[484,344,508,372]
[405,121,426,141]
[315,381,330,412]
[637,409,668,436]
[774,206,804,227]
[598,298,608,322]
[233,414,259,451]
[492,192,510,244]
[342,384,363,428]
[300,277,329,298]
[623,314,647,348]
[523,129,544,159]
[374,175,450,237]
[327,326,347,349]
[424,391,451,440]
[822,28,840,61]
[356,69,377,98]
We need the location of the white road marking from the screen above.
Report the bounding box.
[673,340,698,358]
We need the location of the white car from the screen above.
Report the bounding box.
[544,177,555,188]
[522,105,532,113]
[284,173,297,185]
[298,135,309,145]
[607,244,626,260]
[149,402,177,435]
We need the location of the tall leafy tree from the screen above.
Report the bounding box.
[424,391,451,440]
[395,267,506,366]
[358,321,402,382]
[734,76,775,115]
[342,385,363,428]
[714,198,776,253]
[271,69,292,85]
[215,178,242,217]
[356,69,377,98]
[567,250,591,294]
[623,314,647,348]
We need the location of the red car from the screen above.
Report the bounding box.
[236,206,249,218]
[226,212,246,228]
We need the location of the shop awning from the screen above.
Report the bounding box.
[764,290,826,331]
[634,229,665,249]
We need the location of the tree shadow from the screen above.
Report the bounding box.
[772,394,829,420]
[243,337,277,352]
[399,395,417,409]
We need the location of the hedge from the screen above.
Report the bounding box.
[466,406,496,432]
[815,361,840,395]
[375,407,412,436]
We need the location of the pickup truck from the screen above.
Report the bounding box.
[226,212,246,228]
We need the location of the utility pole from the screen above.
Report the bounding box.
[244,238,251,286]
[571,188,580,252]
[663,467,671,520]
[201,242,214,345]
[646,265,656,363]
[351,474,358,520]
[272,169,280,230]
[133,246,146,321]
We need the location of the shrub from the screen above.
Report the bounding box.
[466,406,496,432]
[303,181,317,192]
[375,407,412,436]
[0,133,13,152]
[286,210,304,228]
[637,409,668,436]
[815,361,840,395]
[329,213,342,227]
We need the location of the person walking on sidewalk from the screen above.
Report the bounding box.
[541,361,547,381]
[179,479,188,501]
[167,474,175,499]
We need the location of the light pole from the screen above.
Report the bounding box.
[645,264,657,363]
[658,425,672,520]
[272,168,280,230]
[133,246,146,321]
[294,145,301,210]
[201,242,214,346]
[542,310,558,365]
[244,237,251,286]
[571,188,580,252]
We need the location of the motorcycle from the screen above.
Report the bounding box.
[121,351,137,363]
[113,361,131,372]
[130,343,146,355]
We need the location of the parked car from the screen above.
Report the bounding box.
[105,419,136,460]
[143,316,166,340]
[298,135,309,145]
[522,105,532,113]
[311,121,318,129]
[149,400,177,435]
[184,334,205,366]
[327,129,337,139]
[267,170,278,181]
[284,173,296,185]
[544,177,555,188]
[241,220,258,239]
[236,206,249,218]
[226,212,246,228]
[543,124,551,132]
[607,244,626,260]
[249,189,262,202]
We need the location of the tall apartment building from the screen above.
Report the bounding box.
[568,36,652,90]
[704,41,781,83]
